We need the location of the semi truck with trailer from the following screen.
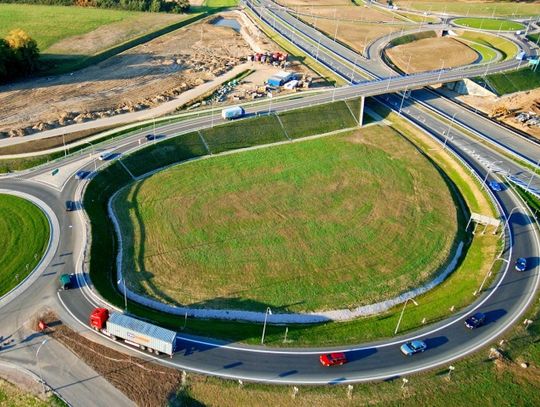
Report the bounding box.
[89,308,177,356]
[221,106,245,120]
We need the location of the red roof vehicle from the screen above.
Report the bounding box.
[319,352,347,367]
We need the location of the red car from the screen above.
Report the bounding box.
[319,352,347,367]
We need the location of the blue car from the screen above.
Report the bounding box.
[400,340,427,356]
[515,258,527,272]
[488,181,502,192]
[465,312,486,329]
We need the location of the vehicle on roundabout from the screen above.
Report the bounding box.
[515,258,527,272]
[465,312,486,329]
[75,170,91,180]
[400,340,427,356]
[65,200,76,211]
[58,274,73,290]
[319,352,347,367]
[488,181,502,192]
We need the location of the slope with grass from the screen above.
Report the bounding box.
[453,17,524,31]
[0,194,49,297]
[395,1,540,17]
[115,125,459,313]
[484,67,540,95]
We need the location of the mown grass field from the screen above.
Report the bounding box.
[453,17,524,31]
[0,379,66,407]
[458,30,517,60]
[0,194,49,297]
[115,125,458,312]
[395,1,540,17]
[485,67,540,95]
[0,4,139,50]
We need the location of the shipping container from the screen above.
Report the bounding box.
[106,312,177,356]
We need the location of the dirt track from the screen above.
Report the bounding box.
[0,14,255,138]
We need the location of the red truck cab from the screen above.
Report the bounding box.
[90,308,109,330]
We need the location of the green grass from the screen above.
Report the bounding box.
[201,115,288,153]
[483,67,540,95]
[203,0,238,7]
[457,39,498,62]
[278,101,358,138]
[458,31,517,60]
[0,4,139,51]
[115,126,458,312]
[0,378,65,406]
[453,17,524,31]
[396,1,540,17]
[389,30,437,46]
[121,132,207,178]
[0,194,49,297]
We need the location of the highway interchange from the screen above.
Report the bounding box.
[1,1,540,404]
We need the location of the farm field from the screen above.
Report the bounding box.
[395,0,540,17]
[453,17,524,31]
[0,194,49,297]
[115,125,458,312]
[386,37,478,73]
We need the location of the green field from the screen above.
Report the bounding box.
[0,4,139,50]
[484,66,540,95]
[202,0,238,7]
[115,125,458,312]
[453,17,524,31]
[0,194,49,297]
[396,1,540,17]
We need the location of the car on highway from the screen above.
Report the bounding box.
[59,274,73,290]
[75,170,90,180]
[465,312,486,329]
[515,258,527,272]
[488,181,502,192]
[65,200,76,212]
[319,352,347,367]
[99,151,114,161]
[400,340,427,356]
[145,134,157,141]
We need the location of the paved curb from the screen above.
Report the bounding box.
[0,190,59,310]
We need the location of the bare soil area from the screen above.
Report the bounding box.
[386,37,478,73]
[0,13,262,138]
[292,4,395,22]
[452,87,540,139]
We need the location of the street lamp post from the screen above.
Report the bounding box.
[437,59,445,81]
[398,86,408,116]
[261,307,272,345]
[475,257,509,295]
[443,112,457,149]
[481,161,502,190]
[118,278,128,311]
[394,298,418,335]
[36,339,49,395]
[526,158,540,189]
[503,206,527,233]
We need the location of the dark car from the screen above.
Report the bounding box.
[319,352,347,367]
[515,258,527,272]
[59,274,72,290]
[75,170,90,180]
[145,134,157,141]
[400,340,427,356]
[488,181,502,192]
[65,200,76,212]
[465,312,486,329]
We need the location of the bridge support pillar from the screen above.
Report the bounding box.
[358,96,365,127]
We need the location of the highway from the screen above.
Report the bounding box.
[0,1,540,404]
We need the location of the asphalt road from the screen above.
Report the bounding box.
[0,2,539,403]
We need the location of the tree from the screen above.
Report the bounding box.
[5,29,40,75]
[0,39,14,82]
[149,0,161,12]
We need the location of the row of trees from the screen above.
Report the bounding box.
[0,29,40,84]
[0,0,190,13]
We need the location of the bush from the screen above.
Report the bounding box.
[0,29,40,83]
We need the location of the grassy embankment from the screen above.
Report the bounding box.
[458,31,517,60]
[483,67,540,95]
[395,1,540,17]
[0,194,49,297]
[453,17,524,31]
[83,98,498,346]
[0,378,66,407]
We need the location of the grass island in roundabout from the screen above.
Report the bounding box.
[0,194,49,297]
[84,100,500,347]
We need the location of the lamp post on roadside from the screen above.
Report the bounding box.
[503,206,527,233]
[398,86,409,116]
[437,59,445,81]
[526,158,540,189]
[394,298,418,335]
[83,141,97,172]
[36,339,49,395]
[475,257,509,295]
[118,278,128,311]
[261,307,272,345]
[442,112,457,150]
[481,161,503,190]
